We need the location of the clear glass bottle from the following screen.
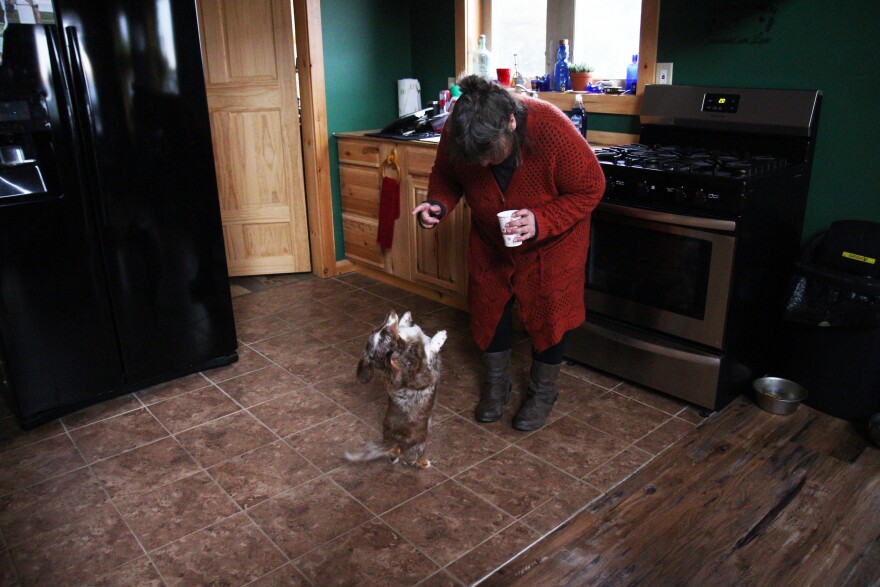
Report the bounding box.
[626,54,639,94]
[472,34,493,81]
[570,94,587,138]
[553,39,572,92]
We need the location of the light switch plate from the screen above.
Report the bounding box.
[656,63,673,85]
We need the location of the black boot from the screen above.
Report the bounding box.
[513,359,562,431]
[474,350,512,423]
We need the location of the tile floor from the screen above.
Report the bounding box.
[0,272,705,587]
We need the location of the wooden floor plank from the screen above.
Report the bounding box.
[481,401,880,587]
[527,443,811,586]
[798,455,880,586]
[693,451,844,586]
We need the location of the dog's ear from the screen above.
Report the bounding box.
[388,355,404,389]
[383,310,399,329]
[399,311,413,328]
[356,356,373,383]
[427,330,447,355]
[382,309,402,342]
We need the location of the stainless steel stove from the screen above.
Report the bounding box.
[567,85,822,411]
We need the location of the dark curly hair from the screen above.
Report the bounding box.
[446,75,528,166]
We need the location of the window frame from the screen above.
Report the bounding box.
[455,0,659,117]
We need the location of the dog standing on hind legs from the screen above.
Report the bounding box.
[346,310,446,469]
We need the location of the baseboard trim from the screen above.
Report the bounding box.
[347,261,470,313]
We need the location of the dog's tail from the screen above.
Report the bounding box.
[344,441,392,463]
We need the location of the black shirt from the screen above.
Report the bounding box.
[490,153,518,194]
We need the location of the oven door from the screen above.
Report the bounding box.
[586,203,736,350]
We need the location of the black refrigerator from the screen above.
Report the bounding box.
[0,1,238,429]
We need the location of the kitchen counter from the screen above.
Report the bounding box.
[335,130,441,145]
[336,129,631,150]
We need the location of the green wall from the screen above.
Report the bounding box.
[321,0,414,259]
[322,0,455,261]
[657,0,880,239]
[590,112,641,135]
[410,0,457,101]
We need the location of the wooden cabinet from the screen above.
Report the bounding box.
[336,135,470,305]
[405,145,469,297]
[338,138,385,269]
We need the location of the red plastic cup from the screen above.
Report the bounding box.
[496,68,512,87]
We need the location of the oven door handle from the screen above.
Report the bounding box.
[581,319,721,366]
[596,202,737,233]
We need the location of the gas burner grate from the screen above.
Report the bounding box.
[595,144,790,178]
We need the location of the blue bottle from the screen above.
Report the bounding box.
[570,94,587,139]
[553,39,572,92]
[626,54,639,94]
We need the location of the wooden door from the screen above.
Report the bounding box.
[197,0,311,276]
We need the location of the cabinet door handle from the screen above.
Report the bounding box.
[381,148,401,180]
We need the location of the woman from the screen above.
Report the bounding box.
[412,75,605,431]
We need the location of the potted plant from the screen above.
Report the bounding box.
[569,63,594,91]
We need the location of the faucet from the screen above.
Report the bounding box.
[515,84,538,98]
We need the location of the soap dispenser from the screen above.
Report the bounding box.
[570,94,587,139]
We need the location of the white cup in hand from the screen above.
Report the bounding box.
[497,210,522,247]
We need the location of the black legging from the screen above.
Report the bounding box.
[485,297,569,365]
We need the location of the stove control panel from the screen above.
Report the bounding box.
[601,166,744,218]
[702,93,740,114]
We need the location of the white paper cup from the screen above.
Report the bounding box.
[497,210,522,247]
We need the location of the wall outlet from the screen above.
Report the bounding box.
[656,63,673,85]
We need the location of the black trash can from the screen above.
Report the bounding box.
[780,220,880,422]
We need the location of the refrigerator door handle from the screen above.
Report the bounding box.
[64,26,109,228]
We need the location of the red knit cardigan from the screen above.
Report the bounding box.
[427,95,606,352]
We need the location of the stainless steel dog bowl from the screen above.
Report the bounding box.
[752,377,808,415]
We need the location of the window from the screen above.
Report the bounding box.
[490,0,547,79]
[457,0,659,116]
[572,0,641,80]
[490,0,641,81]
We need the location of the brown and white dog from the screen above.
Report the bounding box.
[346,310,446,469]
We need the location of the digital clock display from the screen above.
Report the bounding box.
[702,93,740,114]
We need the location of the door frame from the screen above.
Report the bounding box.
[293,0,340,277]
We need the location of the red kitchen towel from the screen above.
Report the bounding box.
[377,176,400,249]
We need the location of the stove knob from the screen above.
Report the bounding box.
[691,188,708,208]
[637,181,651,199]
[605,177,615,195]
[672,186,688,205]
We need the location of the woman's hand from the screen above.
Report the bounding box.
[503,208,537,242]
[412,202,442,229]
